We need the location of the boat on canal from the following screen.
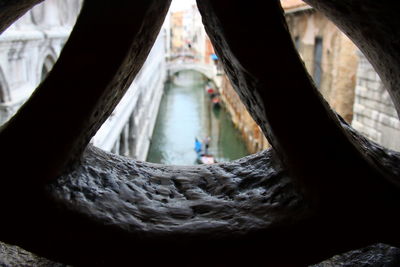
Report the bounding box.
[211,95,220,108]
[146,70,249,165]
[205,84,215,95]
[196,153,215,164]
[194,137,216,164]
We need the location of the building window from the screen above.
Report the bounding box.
[313,37,323,88]
[294,36,300,50]
[41,55,56,82]
[0,84,4,103]
[0,69,9,103]
[41,64,50,82]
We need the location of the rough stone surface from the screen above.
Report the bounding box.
[1,0,400,266]
[197,0,400,215]
[352,52,400,151]
[39,145,312,266]
[0,241,68,267]
[52,146,302,234]
[304,0,400,119]
[0,0,171,182]
[285,9,358,123]
[312,243,400,267]
[219,74,270,154]
[0,0,81,125]
[0,0,43,33]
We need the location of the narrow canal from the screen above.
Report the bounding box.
[146,70,249,165]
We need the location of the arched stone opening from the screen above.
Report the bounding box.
[168,69,215,86]
[40,54,56,82]
[0,67,10,125]
[0,0,400,266]
[167,63,216,82]
[0,82,5,103]
[169,68,211,80]
[0,67,9,103]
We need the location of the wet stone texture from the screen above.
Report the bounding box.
[51,145,304,237]
[0,241,69,267]
[1,0,400,266]
[312,243,400,267]
[2,237,400,267]
[0,0,43,33]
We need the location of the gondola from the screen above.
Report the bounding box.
[196,153,215,164]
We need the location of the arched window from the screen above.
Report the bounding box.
[0,67,10,125]
[41,55,56,82]
[0,67,9,103]
[0,83,4,103]
[313,37,323,88]
[294,36,300,50]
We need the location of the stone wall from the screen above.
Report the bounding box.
[285,9,358,123]
[219,75,269,154]
[170,11,184,53]
[219,7,360,155]
[0,0,167,160]
[352,52,400,151]
[0,0,82,125]
[285,7,400,151]
[91,32,167,161]
[219,5,400,155]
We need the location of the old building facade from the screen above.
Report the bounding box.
[0,0,83,125]
[219,75,269,154]
[218,0,400,153]
[170,11,185,54]
[3,0,398,160]
[169,3,211,64]
[352,52,400,151]
[282,0,400,151]
[0,0,168,160]
[91,33,168,160]
[217,0,361,153]
[283,0,358,123]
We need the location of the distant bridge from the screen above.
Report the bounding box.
[167,61,217,81]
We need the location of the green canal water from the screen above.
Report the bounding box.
[146,70,249,165]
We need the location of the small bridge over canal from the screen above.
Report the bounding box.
[167,61,217,81]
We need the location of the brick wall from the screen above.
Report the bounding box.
[285,10,358,123]
[352,51,400,151]
[219,75,269,154]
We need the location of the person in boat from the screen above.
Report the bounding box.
[212,95,220,108]
[194,138,202,154]
[203,136,210,154]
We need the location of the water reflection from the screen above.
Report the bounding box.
[147,70,248,165]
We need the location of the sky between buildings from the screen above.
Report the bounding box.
[170,0,196,12]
